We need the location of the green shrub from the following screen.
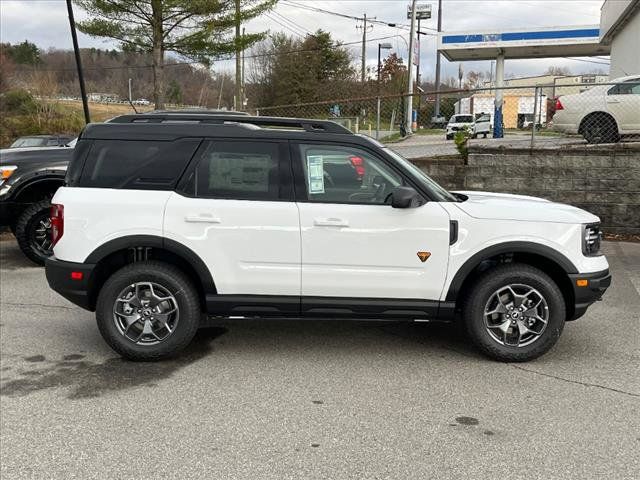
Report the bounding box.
[453,129,470,160]
[0,89,38,114]
[0,92,84,148]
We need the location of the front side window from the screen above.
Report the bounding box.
[185,141,283,200]
[297,144,404,205]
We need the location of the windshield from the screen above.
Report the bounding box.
[10,137,48,148]
[383,148,458,202]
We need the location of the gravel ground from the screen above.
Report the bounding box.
[1,239,639,480]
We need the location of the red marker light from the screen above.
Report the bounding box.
[71,271,83,280]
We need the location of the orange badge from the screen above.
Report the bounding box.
[417,251,431,263]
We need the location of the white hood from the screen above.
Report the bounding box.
[453,190,600,224]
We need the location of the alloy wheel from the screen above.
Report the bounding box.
[483,284,549,347]
[113,282,180,345]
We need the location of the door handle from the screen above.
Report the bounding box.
[185,214,221,224]
[314,217,349,227]
[607,99,620,104]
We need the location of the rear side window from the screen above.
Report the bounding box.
[78,139,200,189]
[181,141,285,200]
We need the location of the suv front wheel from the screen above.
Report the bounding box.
[462,264,566,362]
[96,261,201,361]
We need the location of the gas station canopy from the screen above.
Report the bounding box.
[438,25,611,61]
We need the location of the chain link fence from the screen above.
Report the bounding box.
[253,80,640,158]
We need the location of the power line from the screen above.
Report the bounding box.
[561,57,610,66]
[280,0,438,34]
[265,12,307,38]
[12,34,403,73]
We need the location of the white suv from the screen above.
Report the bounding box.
[445,114,492,140]
[45,112,611,362]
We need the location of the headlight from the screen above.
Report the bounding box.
[582,223,602,257]
[0,165,18,186]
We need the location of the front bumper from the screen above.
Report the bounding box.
[567,269,611,320]
[45,256,97,311]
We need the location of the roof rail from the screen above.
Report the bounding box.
[146,109,249,116]
[108,114,353,134]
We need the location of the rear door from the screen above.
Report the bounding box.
[163,139,301,315]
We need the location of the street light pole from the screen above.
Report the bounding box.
[434,0,442,123]
[377,43,392,84]
[405,0,417,136]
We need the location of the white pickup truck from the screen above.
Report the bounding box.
[446,114,492,140]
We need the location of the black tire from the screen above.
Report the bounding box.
[483,133,488,139]
[581,114,619,144]
[462,263,565,362]
[14,199,53,266]
[446,134,453,140]
[96,261,201,361]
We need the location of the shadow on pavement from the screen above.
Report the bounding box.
[0,327,228,399]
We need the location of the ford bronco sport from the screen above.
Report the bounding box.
[45,112,611,362]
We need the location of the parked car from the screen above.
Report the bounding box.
[552,75,640,143]
[45,112,610,363]
[9,134,74,148]
[0,144,75,264]
[446,114,491,140]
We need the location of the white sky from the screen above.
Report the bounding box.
[0,0,609,80]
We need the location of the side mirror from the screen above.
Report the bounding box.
[391,186,421,209]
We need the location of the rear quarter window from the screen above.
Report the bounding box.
[77,138,201,189]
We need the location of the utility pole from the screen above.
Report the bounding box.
[65,0,90,124]
[242,26,246,109]
[235,0,242,111]
[405,0,417,135]
[433,0,442,123]
[358,14,373,83]
[416,19,421,87]
[217,75,225,110]
[458,63,463,114]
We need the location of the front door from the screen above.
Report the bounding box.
[292,142,451,315]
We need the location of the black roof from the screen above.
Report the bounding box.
[79,119,381,148]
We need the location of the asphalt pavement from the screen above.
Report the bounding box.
[1,238,639,480]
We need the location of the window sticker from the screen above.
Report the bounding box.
[306,155,325,194]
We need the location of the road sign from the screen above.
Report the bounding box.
[407,3,431,20]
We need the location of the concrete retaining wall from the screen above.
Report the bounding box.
[411,143,640,234]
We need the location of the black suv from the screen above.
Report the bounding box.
[0,145,74,264]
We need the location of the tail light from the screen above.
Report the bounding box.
[50,204,64,247]
[349,156,365,179]
[555,97,564,111]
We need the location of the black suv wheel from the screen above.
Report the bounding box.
[96,261,201,361]
[14,199,53,266]
[462,263,566,362]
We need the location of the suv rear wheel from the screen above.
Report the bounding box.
[96,261,201,361]
[462,264,565,362]
[14,199,53,266]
